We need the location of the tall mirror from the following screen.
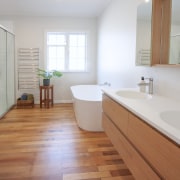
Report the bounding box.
[169,0,180,64]
[136,0,152,66]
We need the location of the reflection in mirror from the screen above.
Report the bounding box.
[136,0,152,66]
[169,0,180,64]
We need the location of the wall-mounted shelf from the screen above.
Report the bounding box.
[18,48,39,89]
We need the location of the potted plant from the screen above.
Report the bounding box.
[37,68,63,86]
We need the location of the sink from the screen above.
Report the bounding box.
[116,90,152,99]
[160,110,180,130]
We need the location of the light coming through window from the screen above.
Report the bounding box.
[47,32,87,72]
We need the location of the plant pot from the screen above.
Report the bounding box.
[43,79,50,86]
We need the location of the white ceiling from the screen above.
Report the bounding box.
[0,0,112,17]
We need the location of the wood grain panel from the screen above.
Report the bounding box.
[102,95,129,135]
[160,0,171,64]
[102,113,160,180]
[151,0,171,65]
[128,112,180,180]
[151,0,162,65]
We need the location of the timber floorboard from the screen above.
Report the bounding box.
[0,104,135,180]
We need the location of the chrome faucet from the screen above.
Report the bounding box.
[138,77,153,94]
[145,77,153,94]
[99,82,111,87]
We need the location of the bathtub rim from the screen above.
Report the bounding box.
[70,85,102,102]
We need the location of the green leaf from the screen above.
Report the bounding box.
[37,68,63,79]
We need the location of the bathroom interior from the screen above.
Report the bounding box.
[0,0,180,179]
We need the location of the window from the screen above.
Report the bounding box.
[47,32,87,72]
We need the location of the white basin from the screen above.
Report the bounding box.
[160,110,180,130]
[116,90,152,99]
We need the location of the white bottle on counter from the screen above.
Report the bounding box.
[139,77,146,93]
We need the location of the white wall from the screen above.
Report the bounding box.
[97,0,143,88]
[97,0,180,101]
[0,16,97,103]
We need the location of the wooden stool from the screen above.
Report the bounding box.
[40,85,54,108]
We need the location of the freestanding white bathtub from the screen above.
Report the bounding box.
[70,85,103,132]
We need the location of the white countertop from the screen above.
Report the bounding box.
[102,88,180,145]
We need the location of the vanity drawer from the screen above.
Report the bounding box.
[102,94,129,135]
[128,113,180,180]
[102,113,161,180]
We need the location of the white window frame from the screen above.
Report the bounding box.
[46,31,88,73]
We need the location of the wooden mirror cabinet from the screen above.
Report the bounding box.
[137,0,180,66]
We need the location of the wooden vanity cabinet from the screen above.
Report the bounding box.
[102,94,180,180]
[102,94,161,179]
[102,94,129,135]
[103,114,161,180]
[128,113,180,180]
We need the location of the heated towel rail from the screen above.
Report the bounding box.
[18,48,39,89]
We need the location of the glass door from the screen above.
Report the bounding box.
[7,32,15,109]
[0,28,7,117]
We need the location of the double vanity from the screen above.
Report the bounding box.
[102,88,180,179]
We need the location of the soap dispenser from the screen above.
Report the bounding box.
[139,76,146,93]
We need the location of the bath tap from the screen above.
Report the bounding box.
[99,82,111,86]
[138,77,153,94]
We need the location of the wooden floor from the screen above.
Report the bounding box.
[0,104,135,180]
